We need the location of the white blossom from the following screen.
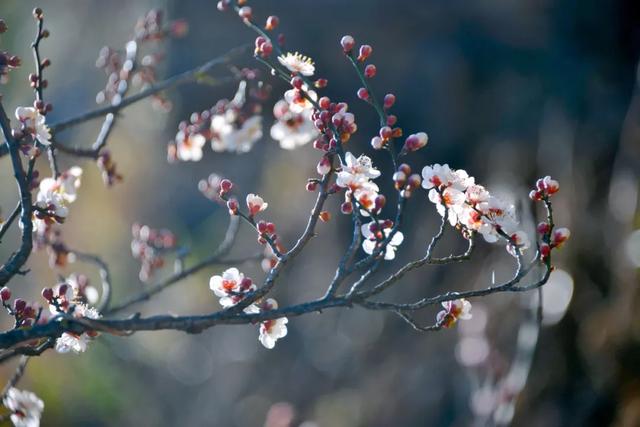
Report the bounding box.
[3,387,44,427]
[277,52,315,76]
[15,107,51,146]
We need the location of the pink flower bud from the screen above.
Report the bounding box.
[357,45,372,62]
[383,93,396,109]
[319,211,331,222]
[291,76,303,89]
[540,243,551,259]
[41,287,54,301]
[374,195,386,211]
[219,179,233,195]
[407,174,422,189]
[317,156,332,175]
[265,15,279,30]
[399,163,411,175]
[314,78,328,89]
[13,298,26,313]
[340,35,355,53]
[306,181,318,192]
[403,132,429,152]
[386,115,397,126]
[364,64,377,78]
[357,87,369,101]
[340,201,353,214]
[537,222,550,234]
[238,6,252,20]
[371,136,384,150]
[319,97,331,110]
[0,287,10,301]
[227,199,239,215]
[58,284,69,298]
[257,221,268,234]
[552,227,570,247]
[379,126,392,140]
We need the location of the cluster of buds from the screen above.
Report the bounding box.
[169,78,269,160]
[198,173,226,204]
[0,17,20,84]
[393,164,422,198]
[530,176,570,261]
[97,150,123,186]
[1,287,40,328]
[95,9,187,109]
[131,223,177,282]
[436,298,473,328]
[311,99,358,148]
[529,175,560,201]
[370,123,402,150]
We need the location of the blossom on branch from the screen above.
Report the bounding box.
[14,107,51,146]
[361,220,404,260]
[2,387,44,427]
[437,298,472,328]
[278,52,315,76]
[210,267,259,313]
[54,304,101,354]
[258,298,288,349]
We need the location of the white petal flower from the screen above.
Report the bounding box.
[54,304,101,354]
[421,164,454,189]
[258,299,288,349]
[270,100,318,149]
[277,52,315,76]
[361,221,403,260]
[176,131,206,161]
[15,107,51,146]
[3,387,44,427]
[283,85,317,113]
[246,194,268,216]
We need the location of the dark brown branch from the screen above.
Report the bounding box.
[0,103,34,287]
[0,202,21,244]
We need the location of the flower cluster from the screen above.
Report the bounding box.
[336,152,382,216]
[170,78,268,159]
[210,268,288,348]
[130,223,177,282]
[97,150,123,187]
[95,9,187,110]
[530,176,570,261]
[361,220,404,260]
[33,167,82,231]
[437,298,473,328]
[0,19,21,84]
[2,387,44,427]
[42,282,101,354]
[1,287,40,328]
[270,95,318,150]
[14,107,51,146]
[422,164,531,257]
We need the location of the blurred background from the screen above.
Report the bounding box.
[1,0,639,425]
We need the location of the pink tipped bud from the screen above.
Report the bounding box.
[379,126,393,140]
[340,35,355,53]
[58,284,69,298]
[0,287,11,302]
[13,298,26,313]
[266,222,276,235]
[542,176,560,194]
[41,287,54,301]
[265,15,279,31]
[317,156,332,176]
[340,201,353,214]
[383,93,396,109]
[227,198,239,215]
[357,45,373,62]
[529,190,542,201]
[240,277,253,290]
[319,211,331,222]
[407,174,422,189]
[403,132,429,152]
[318,96,331,110]
[399,163,412,175]
[291,76,303,89]
[552,227,570,247]
[257,221,268,234]
[217,0,230,11]
[219,179,233,195]
[386,115,397,126]
[238,6,252,20]
[364,64,377,78]
[306,181,318,192]
[370,136,383,150]
[540,243,551,259]
[393,171,407,190]
[314,78,328,89]
[374,195,386,211]
[357,87,369,101]
[537,222,550,234]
